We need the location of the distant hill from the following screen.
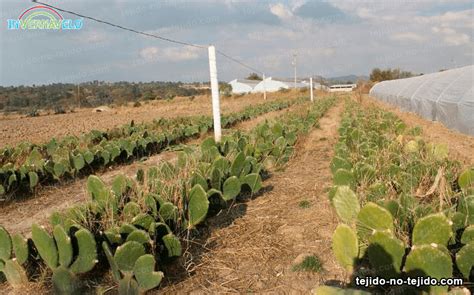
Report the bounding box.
[326,75,369,84]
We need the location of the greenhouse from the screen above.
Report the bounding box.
[369,65,474,136]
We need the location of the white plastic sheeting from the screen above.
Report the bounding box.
[369,65,474,136]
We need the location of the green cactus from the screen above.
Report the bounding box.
[123,202,142,221]
[111,174,129,197]
[126,230,151,245]
[412,213,452,246]
[461,225,474,244]
[458,168,474,191]
[102,241,163,295]
[72,154,85,171]
[333,169,355,188]
[162,233,182,257]
[86,175,111,207]
[404,244,452,294]
[458,195,474,225]
[330,156,352,174]
[131,213,154,229]
[28,171,39,189]
[332,186,360,224]
[159,202,178,222]
[367,231,405,278]
[32,224,97,294]
[455,242,474,279]
[0,226,29,288]
[188,184,209,229]
[332,224,358,272]
[230,151,246,177]
[356,202,394,242]
[190,172,208,191]
[209,167,222,190]
[222,176,241,201]
[242,173,262,194]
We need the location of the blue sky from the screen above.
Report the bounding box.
[0,0,472,86]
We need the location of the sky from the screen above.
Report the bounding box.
[0,0,472,86]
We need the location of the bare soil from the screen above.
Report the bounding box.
[0,91,298,148]
[160,102,346,294]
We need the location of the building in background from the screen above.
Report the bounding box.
[228,79,261,94]
[329,84,357,92]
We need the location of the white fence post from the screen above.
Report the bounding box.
[208,45,222,142]
[310,77,314,102]
[263,73,267,100]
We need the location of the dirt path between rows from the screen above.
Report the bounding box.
[160,102,346,294]
[0,106,298,237]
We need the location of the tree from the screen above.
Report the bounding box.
[370,68,415,82]
[246,73,262,80]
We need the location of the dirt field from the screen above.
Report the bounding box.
[2,93,474,294]
[0,91,304,148]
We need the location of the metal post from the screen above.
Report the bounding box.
[310,77,314,102]
[208,45,222,142]
[263,73,267,100]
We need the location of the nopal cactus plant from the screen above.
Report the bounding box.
[367,230,405,278]
[412,213,452,246]
[332,224,358,272]
[332,186,360,224]
[0,226,29,288]
[31,224,97,294]
[404,244,452,294]
[102,241,163,295]
[455,242,474,279]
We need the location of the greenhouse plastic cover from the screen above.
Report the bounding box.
[369,65,474,136]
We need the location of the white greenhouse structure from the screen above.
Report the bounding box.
[369,65,474,136]
[252,77,308,93]
[228,79,261,94]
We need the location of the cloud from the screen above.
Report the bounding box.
[432,26,471,45]
[390,32,427,43]
[269,3,293,21]
[139,46,202,62]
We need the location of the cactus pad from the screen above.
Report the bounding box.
[461,225,474,244]
[69,228,97,274]
[356,202,394,241]
[32,224,58,269]
[188,184,209,229]
[114,241,145,272]
[242,173,262,193]
[222,176,241,201]
[0,226,12,261]
[332,224,358,272]
[367,231,405,278]
[53,225,73,268]
[333,169,355,188]
[52,266,79,295]
[412,213,452,246]
[332,186,360,224]
[11,234,28,265]
[404,245,452,294]
[455,242,474,279]
[3,259,28,287]
[133,254,163,291]
[163,233,182,257]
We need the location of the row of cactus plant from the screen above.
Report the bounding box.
[0,96,336,293]
[0,98,304,199]
[327,100,473,293]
